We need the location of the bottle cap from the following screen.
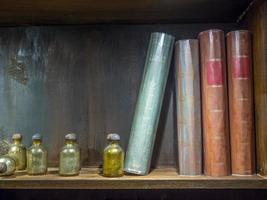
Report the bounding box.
[32,133,42,141]
[0,162,7,173]
[65,133,77,141]
[12,133,22,140]
[107,133,120,141]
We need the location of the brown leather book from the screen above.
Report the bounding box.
[199,29,230,176]
[227,30,255,175]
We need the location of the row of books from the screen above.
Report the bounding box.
[125,29,254,176]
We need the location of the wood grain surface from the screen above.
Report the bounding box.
[227,30,255,175]
[199,29,230,176]
[0,167,267,189]
[248,0,267,175]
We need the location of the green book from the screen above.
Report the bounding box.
[124,32,175,175]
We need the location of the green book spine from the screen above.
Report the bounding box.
[124,32,175,175]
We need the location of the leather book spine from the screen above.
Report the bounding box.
[175,39,202,175]
[199,29,230,176]
[227,30,255,175]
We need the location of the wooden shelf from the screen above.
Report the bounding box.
[0,168,266,189]
[0,0,252,25]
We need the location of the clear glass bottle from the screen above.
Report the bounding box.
[27,134,48,175]
[59,133,80,176]
[8,133,26,170]
[0,155,16,176]
[103,133,124,177]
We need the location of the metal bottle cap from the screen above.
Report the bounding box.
[65,133,77,140]
[12,133,22,140]
[107,133,120,141]
[0,162,7,173]
[32,133,42,141]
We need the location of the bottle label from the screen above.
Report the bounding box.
[233,56,250,78]
[207,59,224,85]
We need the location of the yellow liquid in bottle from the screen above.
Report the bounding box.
[103,141,124,177]
[8,138,26,170]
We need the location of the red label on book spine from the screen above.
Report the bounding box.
[207,60,223,85]
[233,56,249,78]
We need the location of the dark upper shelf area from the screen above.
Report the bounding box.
[0,0,252,25]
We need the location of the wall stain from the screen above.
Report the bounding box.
[5,56,28,85]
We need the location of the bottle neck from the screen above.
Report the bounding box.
[12,139,21,145]
[65,140,76,146]
[32,140,41,146]
[109,141,119,146]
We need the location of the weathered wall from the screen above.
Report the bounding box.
[0,24,240,167]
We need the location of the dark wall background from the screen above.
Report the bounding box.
[0,24,241,168]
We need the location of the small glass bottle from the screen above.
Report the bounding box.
[0,155,16,176]
[103,133,124,177]
[27,134,48,175]
[59,133,80,176]
[8,133,26,170]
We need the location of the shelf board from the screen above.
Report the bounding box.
[0,0,252,25]
[0,168,266,189]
